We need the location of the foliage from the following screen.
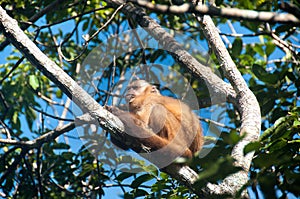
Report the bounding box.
[0,0,299,198]
[246,108,300,198]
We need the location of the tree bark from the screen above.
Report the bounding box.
[197,14,261,198]
[130,0,300,25]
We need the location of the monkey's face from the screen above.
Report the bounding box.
[125,88,137,103]
[125,80,160,103]
[125,83,146,103]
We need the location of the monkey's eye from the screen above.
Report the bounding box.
[128,86,138,90]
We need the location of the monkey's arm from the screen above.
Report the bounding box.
[148,105,193,158]
[149,97,204,155]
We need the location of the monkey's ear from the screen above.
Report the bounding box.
[151,85,160,94]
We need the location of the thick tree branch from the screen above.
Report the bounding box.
[195,13,261,199]
[279,2,300,19]
[130,0,300,25]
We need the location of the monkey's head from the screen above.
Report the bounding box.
[125,80,160,103]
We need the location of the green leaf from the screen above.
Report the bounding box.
[25,107,36,130]
[293,120,300,127]
[196,155,240,183]
[270,108,288,124]
[215,0,223,6]
[223,130,242,145]
[253,44,264,57]
[130,174,154,188]
[12,111,19,125]
[29,75,39,90]
[79,164,94,177]
[269,140,287,151]
[239,54,255,67]
[260,117,284,140]
[252,63,267,78]
[275,24,294,33]
[133,189,149,197]
[232,37,243,57]
[197,160,220,180]
[53,142,70,150]
[62,151,75,160]
[252,64,278,84]
[82,18,89,31]
[56,90,63,98]
[261,97,275,116]
[244,141,261,154]
[115,172,134,182]
[265,42,276,56]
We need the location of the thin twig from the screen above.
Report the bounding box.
[0,122,75,147]
[0,57,25,85]
[31,106,74,122]
[219,32,268,37]
[57,3,125,62]
[199,116,237,131]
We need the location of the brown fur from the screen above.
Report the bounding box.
[125,80,203,158]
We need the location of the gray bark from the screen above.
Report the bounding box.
[198,15,260,196]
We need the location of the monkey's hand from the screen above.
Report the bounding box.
[105,105,139,135]
[106,106,151,138]
[106,105,145,127]
[105,105,125,116]
[105,105,148,151]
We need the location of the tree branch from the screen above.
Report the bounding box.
[0,122,75,147]
[129,0,300,25]
[195,12,261,199]
[279,2,300,19]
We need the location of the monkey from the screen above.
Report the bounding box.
[107,80,203,165]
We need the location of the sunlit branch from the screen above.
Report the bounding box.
[129,0,300,25]
[0,122,75,147]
